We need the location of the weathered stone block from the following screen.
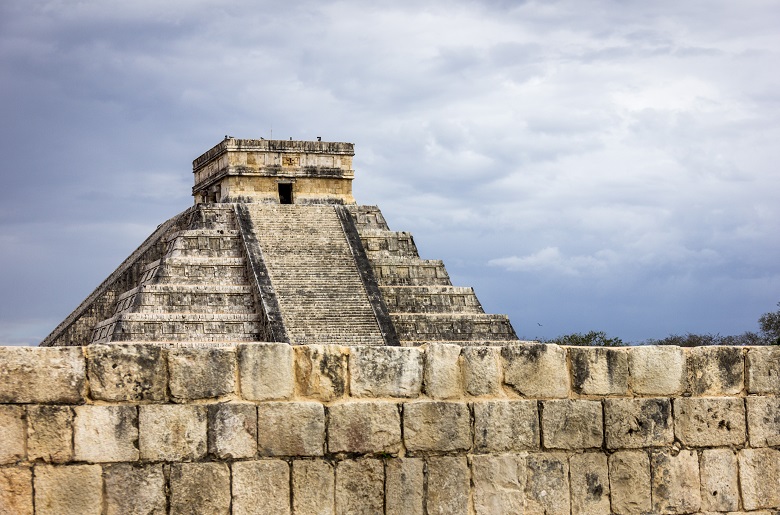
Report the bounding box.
[0,405,25,464]
[569,347,628,395]
[403,401,471,453]
[27,405,73,463]
[604,398,673,449]
[295,344,348,401]
[0,467,32,515]
[0,346,85,404]
[257,401,324,457]
[350,346,423,398]
[747,396,780,447]
[542,399,603,449]
[502,343,569,398]
[74,405,139,462]
[473,400,539,452]
[699,448,739,512]
[739,448,780,510]
[328,401,401,454]
[104,463,165,515]
[651,450,701,514]
[86,344,166,402]
[569,452,610,515]
[628,345,686,395]
[386,458,424,515]
[208,402,257,459]
[238,343,293,401]
[686,346,744,395]
[747,346,780,394]
[674,397,745,447]
[335,459,384,515]
[138,405,207,461]
[427,456,470,515]
[170,462,231,515]
[34,464,102,515]
[168,347,236,401]
[423,343,462,399]
[525,453,570,515]
[233,460,290,515]
[462,346,502,396]
[292,460,334,515]
[608,450,650,515]
[471,454,525,515]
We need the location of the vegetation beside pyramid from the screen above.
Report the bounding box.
[41,138,517,347]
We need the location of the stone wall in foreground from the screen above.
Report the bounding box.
[1,342,779,514]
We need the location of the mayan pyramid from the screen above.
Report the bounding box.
[41,138,518,347]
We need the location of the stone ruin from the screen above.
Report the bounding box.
[0,138,778,514]
[41,137,518,348]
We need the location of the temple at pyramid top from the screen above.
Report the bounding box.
[41,138,519,347]
[193,138,357,205]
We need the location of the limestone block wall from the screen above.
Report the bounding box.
[1,343,780,514]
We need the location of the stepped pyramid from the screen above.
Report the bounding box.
[41,138,518,347]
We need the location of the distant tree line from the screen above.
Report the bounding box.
[549,302,780,347]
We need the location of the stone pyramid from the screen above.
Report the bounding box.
[41,138,518,347]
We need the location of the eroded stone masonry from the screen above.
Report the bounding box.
[1,343,780,514]
[41,138,517,348]
[1,138,778,513]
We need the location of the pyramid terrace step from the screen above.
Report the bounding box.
[358,230,419,258]
[113,284,255,314]
[391,313,518,342]
[398,340,536,347]
[166,228,240,239]
[346,205,390,231]
[91,313,263,343]
[369,258,451,286]
[105,341,245,348]
[140,257,249,285]
[165,230,243,258]
[380,285,484,314]
[186,205,237,230]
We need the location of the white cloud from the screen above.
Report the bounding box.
[489,247,620,276]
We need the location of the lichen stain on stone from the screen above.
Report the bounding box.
[501,343,547,364]
[643,398,671,429]
[571,352,590,392]
[113,408,136,442]
[717,348,743,389]
[605,349,620,384]
[319,350,345,396]
[585,472,604,500]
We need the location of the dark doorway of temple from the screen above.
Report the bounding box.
[278,183,293,204]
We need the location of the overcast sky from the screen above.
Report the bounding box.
[2,0,779,345]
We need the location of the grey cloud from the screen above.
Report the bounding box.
[2,0,780,344]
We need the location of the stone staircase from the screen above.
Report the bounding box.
[90,205,264,344]
[243,204,385,345]
[347,206,518,345]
